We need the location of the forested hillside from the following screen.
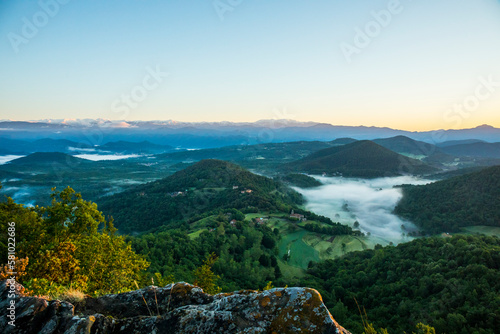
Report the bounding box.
[279,173,323,188]
[8,152,91,166]
[441,142,500,159]
[283,141,437,177]
[98,159,304,233]
[373,135,439,156]
[301,235,500,334]
[129,218,283,292]
[395,166,500,233]
[156,141,335,163]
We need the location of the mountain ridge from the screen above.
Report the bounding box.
[2,121,500,147]
[282,140,437,177]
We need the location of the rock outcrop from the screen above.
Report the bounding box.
[0,280,351,333]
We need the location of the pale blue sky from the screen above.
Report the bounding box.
[1,0,500,130]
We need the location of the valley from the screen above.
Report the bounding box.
[3,2,500,332]
[1,127,500,334]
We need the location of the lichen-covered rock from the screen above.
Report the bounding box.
[0,280,351,334]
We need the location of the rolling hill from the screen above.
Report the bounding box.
[283,140,438,177]
[0,138,93,154]
[329,138,357,146]
[98,159,304,233]
[373,135,440,156]
[156,141,335,163]
[395,165,500,232]
[7,152,91,166]
[436,139,486,147]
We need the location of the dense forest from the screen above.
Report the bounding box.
[1,184,499,333]
[129,216,284,292]
[98,159,304,233]
[279,173,323,188]
[301,235,500,334]
[283,140,437,177]
[373,135,439,156]
[395,166,500,233]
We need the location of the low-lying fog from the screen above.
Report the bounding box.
[74,154,141,161]
[294,176,433,245]
[1,186,36,207]
[0,155,24,164]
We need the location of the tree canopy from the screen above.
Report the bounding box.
[0,187,149,296]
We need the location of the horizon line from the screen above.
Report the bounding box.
[0,118,497,133]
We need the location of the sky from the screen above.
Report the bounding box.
[0,0,500,131]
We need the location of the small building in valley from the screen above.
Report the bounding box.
[290,210,306,222]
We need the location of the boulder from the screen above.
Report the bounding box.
[0,280,351,333]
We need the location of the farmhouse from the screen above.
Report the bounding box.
[290,210,306,222]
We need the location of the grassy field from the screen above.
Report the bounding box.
[245,212,288,220]
[246,211,394,275]
[277,259,305,280]
[188,229,208,240]
[279,230,321,269]
[301,233,384,260]
[189,210,406,281]
[245,213,270,220]
[192,210,405,277]
[461,226,500,237]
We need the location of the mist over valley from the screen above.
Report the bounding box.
[295,176,434,245]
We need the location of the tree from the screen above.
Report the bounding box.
[193,253,222,295]
[331,299,349,324]
[413,323,436,334]
[0,187,149,296]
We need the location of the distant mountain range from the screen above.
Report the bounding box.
[2,120,500,148]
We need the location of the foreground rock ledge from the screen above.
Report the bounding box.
[0,280,351,334]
